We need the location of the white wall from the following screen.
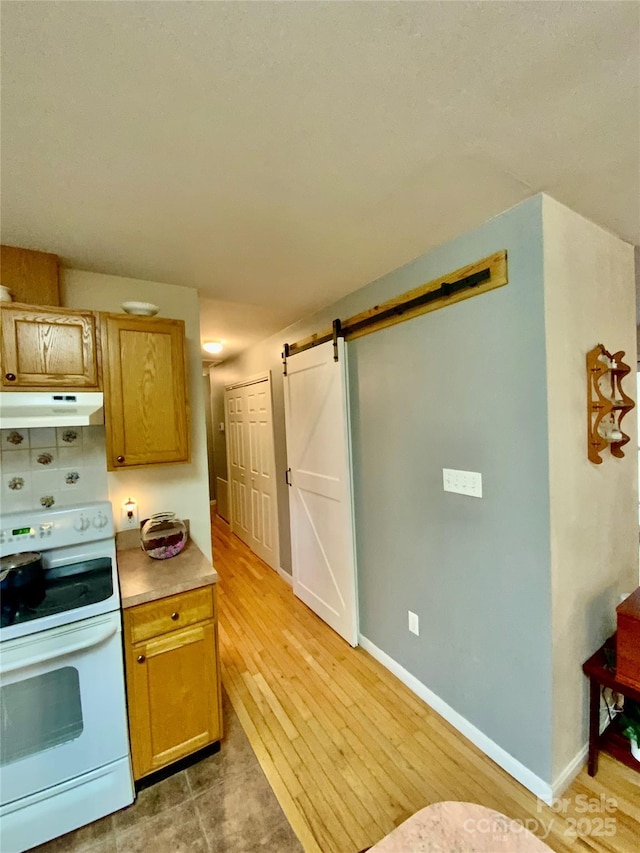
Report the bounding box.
[542,196,638,781]
[62,270,212,559]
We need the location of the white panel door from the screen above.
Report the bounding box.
[245,381,279,570]
[226,388,250,548]
[284,339,358,646]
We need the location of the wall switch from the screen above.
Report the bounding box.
[408,610,419,636]
[442,468,483,498]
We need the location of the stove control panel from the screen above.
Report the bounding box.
[0,502,115,554]
[0,526,36,546]
[73,515,91,533]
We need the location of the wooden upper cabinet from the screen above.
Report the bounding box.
[101,314,190,470]
[1,245,60,306]
[0,304,99,389]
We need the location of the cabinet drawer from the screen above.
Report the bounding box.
[127,586,214,643]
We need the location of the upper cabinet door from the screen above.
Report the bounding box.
[0,246,60,306]
[0,305,99,388]
[102,314,190,470]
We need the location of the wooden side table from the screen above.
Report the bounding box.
[582,636,640,775]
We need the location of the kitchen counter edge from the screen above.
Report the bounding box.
[117,540,218,609]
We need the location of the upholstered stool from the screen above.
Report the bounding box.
[369,801,553,851]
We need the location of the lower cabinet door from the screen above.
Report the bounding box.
[126,620,220,780]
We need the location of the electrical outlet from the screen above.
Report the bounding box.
[408,610,419,636]
[442,468,482,498]
[121,500,139,529]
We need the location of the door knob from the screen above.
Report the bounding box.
[137,654,146,664]
[5,373,16,381]
[116,455,125,463]
[171,612,179,621]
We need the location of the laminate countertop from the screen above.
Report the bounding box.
[117,540,218,609]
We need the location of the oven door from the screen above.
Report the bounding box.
[0,611,131,805]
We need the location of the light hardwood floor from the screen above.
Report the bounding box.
[212,515,640,853]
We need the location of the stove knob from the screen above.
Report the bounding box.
[92,513,108,529]
[73,516,90,533]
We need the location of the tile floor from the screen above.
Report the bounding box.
[32,690,302,853]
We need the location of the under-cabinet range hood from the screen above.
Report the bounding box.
[0,392,104,429]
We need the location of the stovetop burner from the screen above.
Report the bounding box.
[1,558,113,628]
[27,580,92,617]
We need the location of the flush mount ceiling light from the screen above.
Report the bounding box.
[202,341,223,355]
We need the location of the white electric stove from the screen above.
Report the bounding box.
[0,501,134,852]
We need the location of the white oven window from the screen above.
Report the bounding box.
[1,666,83,766]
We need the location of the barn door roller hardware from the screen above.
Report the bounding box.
[281,343,290,376]
[283,250,507,363]
[346,268,490,338]
[332,319,342,362]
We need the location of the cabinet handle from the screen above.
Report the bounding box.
[137,654,146,664]
[171,612,179,621]
[5,373,16,381]
[116,455,125,463]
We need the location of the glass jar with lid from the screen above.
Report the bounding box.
[140,512,187,560]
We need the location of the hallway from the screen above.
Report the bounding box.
[212,515,640,853]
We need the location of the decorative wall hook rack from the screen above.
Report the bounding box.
[586,344,635,464]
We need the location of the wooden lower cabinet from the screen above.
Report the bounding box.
[122,585,222,781]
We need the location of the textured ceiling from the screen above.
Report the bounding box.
[1,1,638,360]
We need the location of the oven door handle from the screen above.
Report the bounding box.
[1,621,118,675]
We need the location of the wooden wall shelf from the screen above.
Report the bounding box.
[586,344,634,464]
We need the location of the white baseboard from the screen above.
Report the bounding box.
[277,566,293,586]
[358,633,557,804]
[551,744,588,798]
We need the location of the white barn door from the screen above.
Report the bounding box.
[283,339,358,646]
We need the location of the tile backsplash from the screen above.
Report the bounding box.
[1,426,108,513]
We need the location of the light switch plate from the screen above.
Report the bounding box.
[408,610,419,636]
[443,468,483,498]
